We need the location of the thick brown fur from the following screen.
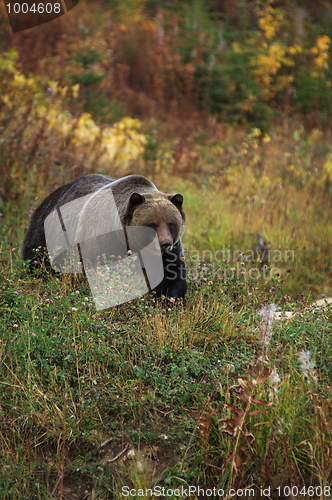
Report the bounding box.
[22,174,187,299]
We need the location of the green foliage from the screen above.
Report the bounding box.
[67,49,122,123]
[294,70,332,118]
[69,70,106,87]
[194,50,276,126]
[70,49,102,69]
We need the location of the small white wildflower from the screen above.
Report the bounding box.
[297,350,318,383]
[269,368,281,388]
[269,368,281,399]
[259,303,277,347]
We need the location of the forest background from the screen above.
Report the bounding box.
[0,0,332,498]
[1,0,332,297]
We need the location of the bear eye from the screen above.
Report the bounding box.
[168,223,176,235]
[148,223,158,230]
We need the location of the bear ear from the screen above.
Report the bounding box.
[130,192,144,206]
[170,193,183,208]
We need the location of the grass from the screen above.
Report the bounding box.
[1,218,332,498]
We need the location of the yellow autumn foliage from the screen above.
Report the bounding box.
[0,48,19,72]
[323,154,332,182]
[223,129,275,200]
[227,5,303,102]
[71,114,146,164]
[310,35,331,72]
[230,5,331,102]
[0,51,146,171]
[252,42,294,98]
[258,4,282,41]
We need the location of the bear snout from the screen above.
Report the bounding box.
[160,241,173,253]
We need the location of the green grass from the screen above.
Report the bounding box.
[1,230,331,498]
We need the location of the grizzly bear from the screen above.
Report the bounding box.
[22,174,187,300]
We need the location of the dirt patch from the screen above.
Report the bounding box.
[55,434,180,500]
[99,434,180,487]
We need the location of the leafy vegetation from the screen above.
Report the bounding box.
[0,0,332,498]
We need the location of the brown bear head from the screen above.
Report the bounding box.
[124,191,186,253]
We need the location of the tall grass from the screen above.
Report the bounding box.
[1,244,331,497]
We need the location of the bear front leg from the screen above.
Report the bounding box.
[152,244,187,299]
[166,258,187,299]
